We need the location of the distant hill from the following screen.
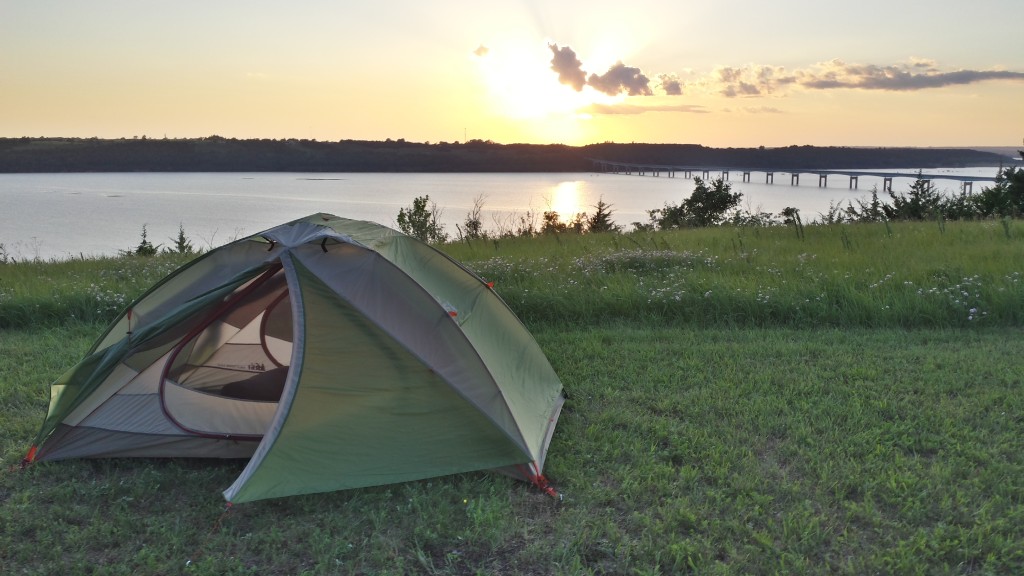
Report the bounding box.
[965,146,1024,161]
[0,137,1018,173]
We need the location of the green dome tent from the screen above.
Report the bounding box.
[25,214,565,503]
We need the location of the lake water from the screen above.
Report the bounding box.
[0,168,1005,260]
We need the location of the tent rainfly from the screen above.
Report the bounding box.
[24,214,565,503]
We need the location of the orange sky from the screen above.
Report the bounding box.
[2,1,1022,147]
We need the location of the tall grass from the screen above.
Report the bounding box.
[3,220,1022,330]
[0,254,192,329]
[447,220,1024,328]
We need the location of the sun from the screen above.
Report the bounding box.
[474,41,619,122]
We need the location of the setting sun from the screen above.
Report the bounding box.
[474,41,620,124]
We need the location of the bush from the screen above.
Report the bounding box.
[649,177,743,229]
[397,195,448,243]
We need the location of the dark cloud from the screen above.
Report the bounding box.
[548,43,587,91]
[799,60,1024,90]
[659,74,683,95]
[714,60,1024,97]
[548,43,658,96]
[587,62,653,96]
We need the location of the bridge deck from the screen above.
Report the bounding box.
[589,159,999,183]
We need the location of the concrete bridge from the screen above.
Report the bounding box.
[589,159,999,193]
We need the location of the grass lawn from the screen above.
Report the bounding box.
[3,324,1022,575]
[2,220,1023,574]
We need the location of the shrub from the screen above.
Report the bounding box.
[397,195,448,243]
[649,177,743,229]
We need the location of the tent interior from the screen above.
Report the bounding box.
[160,267,293,440]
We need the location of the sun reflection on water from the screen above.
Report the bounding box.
[547,181,587,222]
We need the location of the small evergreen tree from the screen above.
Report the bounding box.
[843,186,886,222]
[586,198,621,233]
[134,225,158,256]
[974,166,1024,218]
[165,223,196,254]
[883,173,942,221]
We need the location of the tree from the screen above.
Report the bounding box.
[883,173,942,221]
[780,207,805,239]
[586,198,621,233]
[649,177,743,229]
[165,223,196,255]
[134,225,158,256]
[397,195,448,243]
[541,210,587,235]
[974,166,1024,218]
[457,194,486,240]
[541,211,566,234]
[843,186,886,222]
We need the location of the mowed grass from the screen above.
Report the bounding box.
[2,220,1023,575]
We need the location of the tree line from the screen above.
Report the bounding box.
[0,136,1015,173]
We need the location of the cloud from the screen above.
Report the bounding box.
[659,74,683,96]
[587,62,653,96]
[582,103,709,115]
[710,59,1024,97]
[797,59,1024,91]
[744,106,784,114]
[548,43,660,96]
[714,65,797,97]
[542,41,1024,102]
[473,45,489,57]
[548,43,587,91]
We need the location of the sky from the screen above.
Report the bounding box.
[2,1,1023,147]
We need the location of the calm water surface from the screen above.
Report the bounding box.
[0,168,1003,260]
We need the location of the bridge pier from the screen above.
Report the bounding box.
[589,161,997,193]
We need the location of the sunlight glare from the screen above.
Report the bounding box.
[547,180,587,221]
[475,42,619,122]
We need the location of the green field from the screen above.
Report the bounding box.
[2,221,1023,575]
